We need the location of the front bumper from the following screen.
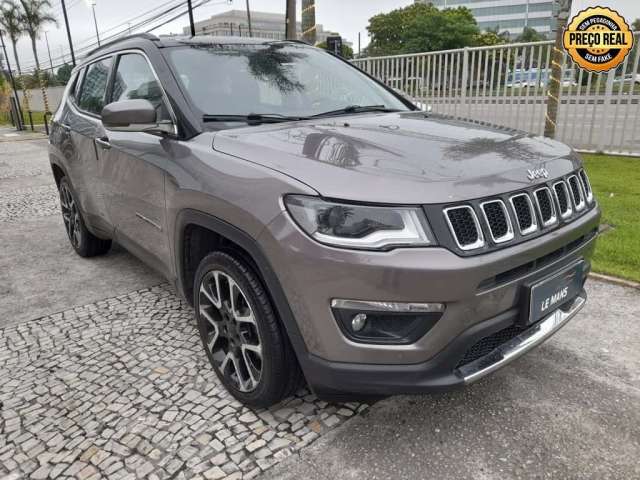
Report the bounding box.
[302,291,586,397]
[257,205,600,395]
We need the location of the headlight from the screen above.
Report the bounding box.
[284,195,435,250]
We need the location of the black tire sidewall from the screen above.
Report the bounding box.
[194,251,287,407]
[59,177,88,255]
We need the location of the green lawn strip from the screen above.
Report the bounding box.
[583,153,640,283]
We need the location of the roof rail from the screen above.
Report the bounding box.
[84,33,159,59]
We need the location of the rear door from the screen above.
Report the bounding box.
[98,51,175,277]
[65,56,114,235]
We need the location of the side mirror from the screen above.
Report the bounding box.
[101,99,174,135]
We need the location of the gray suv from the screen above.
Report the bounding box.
[49,34,600,407]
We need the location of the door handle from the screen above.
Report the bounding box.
[61,123,71,132]
[95,137,111,150]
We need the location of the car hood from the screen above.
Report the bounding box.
[212,111,581,204]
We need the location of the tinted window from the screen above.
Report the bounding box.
[166,44,408,118]
[78,58,112,114]
[111,54,170,121]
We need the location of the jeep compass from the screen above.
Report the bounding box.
[49,34,600,407]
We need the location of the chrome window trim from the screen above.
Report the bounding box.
[552,180,573,219]
[533,187,558,228]
[579,169,594,204]
[509,193,538,235]
[443,205,485,251]
[567,174,586,212]
[479,199,514,244]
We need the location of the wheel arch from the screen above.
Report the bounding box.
[175,209,311,369]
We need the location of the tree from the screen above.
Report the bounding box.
[0,1,24,74]
[366,3,479,56]
[0,0,31,114]
[515,26,547,43]
[473,29,508,47]
[632,18,640,32]
[57,63,72,84]
[19,0,56,111]
[317,41,354,59]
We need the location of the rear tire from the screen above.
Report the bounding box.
[194,251,301,408]
[58,177,112,257]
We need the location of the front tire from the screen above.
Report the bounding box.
[194,251,301,407]
[58,177,111,257]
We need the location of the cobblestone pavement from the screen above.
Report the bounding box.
[0,138,366,479]
[0,285,364,480]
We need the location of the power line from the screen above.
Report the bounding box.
[24,0,227,73]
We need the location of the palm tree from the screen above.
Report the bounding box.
[19,0,57,113]
[0,0,30,115]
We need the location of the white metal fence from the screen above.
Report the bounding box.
[353,34,640,156]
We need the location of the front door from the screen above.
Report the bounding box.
[98,52,175,277]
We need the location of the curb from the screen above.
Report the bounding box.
[589,272,640,290]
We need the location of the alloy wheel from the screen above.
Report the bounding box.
[198,270,263,392]
[59,183,81,249]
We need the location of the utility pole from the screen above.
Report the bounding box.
[358,32,361,57]
[187,0,196,36]
[285,0,296,40]
[544,0,572,138]
[60,0,76,66]
[245,0,253,37]
[44,31,53,74]
[0,29,24,129]
[90,1,100,46]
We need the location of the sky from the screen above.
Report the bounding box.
[3,0,640,73]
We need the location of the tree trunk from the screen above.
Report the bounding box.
[11,38,31,114]
[30,36,51,114]
[544,0,572,138]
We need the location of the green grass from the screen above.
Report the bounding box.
[583,153,640,283]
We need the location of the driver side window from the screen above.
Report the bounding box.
[110,53,171,121]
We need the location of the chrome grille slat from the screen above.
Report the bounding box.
[553,181,573,219]
[533,187,558,227]
[579,169,594,204]
[509,193,538,235]
[480,200,514,244]
[444,206,485,251]
[568,175,586,212]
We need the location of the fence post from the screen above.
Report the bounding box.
[28,111,34,131]
[460,47,469,118]
[597,69,616,152]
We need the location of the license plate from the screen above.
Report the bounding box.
[524,261,585,325]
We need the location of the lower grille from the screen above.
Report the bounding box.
[457,323,526,368]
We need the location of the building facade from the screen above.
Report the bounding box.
[415,0,557,39]
[183,9,341,44]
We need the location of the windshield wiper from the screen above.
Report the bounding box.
[311,105,402,118]
[202,113,309,124]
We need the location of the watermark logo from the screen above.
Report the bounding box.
[563,6,634,72]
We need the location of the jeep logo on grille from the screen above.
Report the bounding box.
[527,168,549,181]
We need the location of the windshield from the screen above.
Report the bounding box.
[165,43,410,120]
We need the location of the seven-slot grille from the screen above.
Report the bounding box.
[444,206,484,250]
[443,170,595,252]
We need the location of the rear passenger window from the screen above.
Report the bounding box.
[111,54,170,121]
[77,57,112,115]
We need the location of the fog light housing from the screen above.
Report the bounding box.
[331,299,445,345]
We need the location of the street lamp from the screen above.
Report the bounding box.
[44,31,53,74]
[88,0,100,47]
